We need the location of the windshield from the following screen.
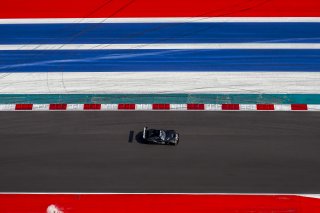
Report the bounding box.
[159,130,166,140]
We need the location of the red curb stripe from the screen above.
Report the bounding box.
[152,104,170,110]
[118,104,136,110]
[222,104,240,110]
[83,104,101,110]
[187,104,205,110]
[0,194,319,213]
[291,104,308,110]
[257,104,275,110]
[49,104,67,110]
[15,104,33,110]
[1,0,319,18]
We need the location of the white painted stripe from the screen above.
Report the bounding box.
[136,104,152,110]
[204,104,222,111]
[170,104,187,110]
[101,104,118,111]
[274,104,292,111]
[0,17,320,24]
[1,192,320,200]
[32,104,50,111]
[0,104,15,111]
[307,104,320,111]
[0,192,319,197]
[0,72,319,94]
[302,194,320,199]
[67,104,83,111]
[1,43,320,50]
[240,104,257,111]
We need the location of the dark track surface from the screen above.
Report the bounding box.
[0,112,319,193]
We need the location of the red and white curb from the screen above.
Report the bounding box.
[0,104,320,111]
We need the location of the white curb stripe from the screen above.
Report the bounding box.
[32,104,50,111]
[204,104,222,111]
[101,104,118,111]
[1,43,320,50]
[136,104,153,110]
[170,104,187,110]
[274,104,292,111]
[0,17,320,24]
[66,104,83,111]
[240,104,257,111]
[0,104,15,111]
[307,104,320,111]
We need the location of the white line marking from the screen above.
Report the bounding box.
[0,192,319,198]
[0,17,320,24]
[1,43,320,50]
[303,194,320,199]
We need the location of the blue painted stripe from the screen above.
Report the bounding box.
[0,23,320,44]
[0,49,319,72]
[0,94,319,104]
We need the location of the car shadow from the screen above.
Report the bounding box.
[135,131,148,144]
[128,130,134,143]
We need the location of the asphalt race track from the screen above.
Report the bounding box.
[0,112,319,193]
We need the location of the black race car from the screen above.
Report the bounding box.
[142,127,179,145]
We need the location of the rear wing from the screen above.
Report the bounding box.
[143,127,147,139]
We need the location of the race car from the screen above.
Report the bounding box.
[142,127,179,145]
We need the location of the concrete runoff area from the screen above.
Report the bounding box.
[0,112,319,193]
[0,72,320,94]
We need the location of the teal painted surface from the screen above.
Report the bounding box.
[0,94,320,104]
